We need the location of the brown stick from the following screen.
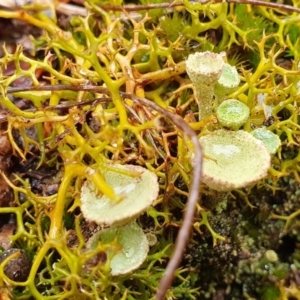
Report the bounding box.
[125,93,203,300]
[96,0,300,14]
[9,0,297,18]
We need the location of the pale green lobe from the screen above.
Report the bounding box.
[216,99,250,130]
[80,164,159,226]
[199,130,271,191]
[251,127,281,154]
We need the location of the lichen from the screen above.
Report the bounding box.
[199,130,270,191]
[216,99,250,130]
[0,0,300,298]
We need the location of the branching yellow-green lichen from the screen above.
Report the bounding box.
[0,0,300,298]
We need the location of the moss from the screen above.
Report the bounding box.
[183,175,300,298]
[159,12,186,43]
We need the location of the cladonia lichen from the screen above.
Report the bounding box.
[199,130,271,191]
[86,222,149,276]
[186,51,224,120]
[80,164,159,226]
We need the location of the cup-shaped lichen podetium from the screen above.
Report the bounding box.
[216,99,250,130]
[199,130,270,191]
[80,164,159,227]
[214,63,240,105]
[186,51,224,120]
[86,222,149,276]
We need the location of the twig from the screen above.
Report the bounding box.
[56,2,87,17]
[56,3,143,20]
[96,0,300,14]
[7,84,203,299]
[225,0,300,13]
[3,0,299,22]
[44,98,111,110]
[125,93,202,300]
[7,85,109,94]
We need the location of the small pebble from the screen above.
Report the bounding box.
[0,248,31,282]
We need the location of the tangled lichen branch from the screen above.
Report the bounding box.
[7,83,203,299]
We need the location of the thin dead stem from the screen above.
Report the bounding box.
[20,0,300,19]
[127,94,203,300]
[97,0,300,14]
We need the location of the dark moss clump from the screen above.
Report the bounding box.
[183,178,300,299]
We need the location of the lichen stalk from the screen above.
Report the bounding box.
[186,51,224,120]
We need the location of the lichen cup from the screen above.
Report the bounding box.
[86,222,149,276]
[186,51,224,120]
[214,63,240,105]
[80,164,159,227]
[216,99,250,130]
[199,129,271,191]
